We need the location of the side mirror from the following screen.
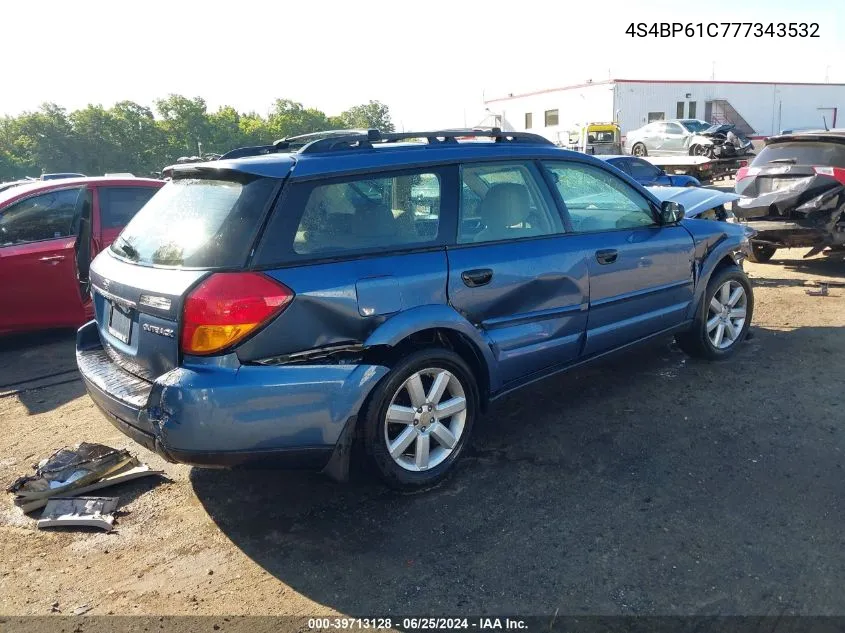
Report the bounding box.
[661,200,685,224]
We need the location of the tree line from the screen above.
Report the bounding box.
[0,96,394,182]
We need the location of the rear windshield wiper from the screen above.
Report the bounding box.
[767,158,797,164]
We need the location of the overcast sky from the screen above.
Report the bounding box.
[2,0,842,129]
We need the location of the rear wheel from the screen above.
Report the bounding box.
[747,243,777,263]
[362,348,478,490]
[632,143,647,157]
[676,265,753,360]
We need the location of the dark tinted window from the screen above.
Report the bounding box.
[99,187,158,229]
[0,187,82,247]
[110,175,276,268]
[752,141,845,168]
[292,171,441,255]
[627,158,662,181]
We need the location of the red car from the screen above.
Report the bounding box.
[0,177,164,335]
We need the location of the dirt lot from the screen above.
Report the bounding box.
[1,248,844,618]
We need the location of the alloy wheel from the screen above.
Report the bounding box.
[707,280,748,349]
[384,368,468,472]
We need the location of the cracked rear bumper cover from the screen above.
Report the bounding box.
[76,321,389,471]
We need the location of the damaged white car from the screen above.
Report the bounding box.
[626,119,753,158]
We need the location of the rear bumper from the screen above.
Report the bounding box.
[76,320,389,469]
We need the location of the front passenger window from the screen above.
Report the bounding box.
[543,162,658,233]
[0,187,83,247]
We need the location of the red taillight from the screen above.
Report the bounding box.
[181,272,294,355]
[813,166,845,184]
[735,166,749,181]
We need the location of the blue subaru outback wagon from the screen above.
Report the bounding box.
[77,128,753,489]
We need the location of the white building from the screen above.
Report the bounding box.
[483,79,845,143]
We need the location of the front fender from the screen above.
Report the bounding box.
[682,219,747,319]
[364,304,500,390]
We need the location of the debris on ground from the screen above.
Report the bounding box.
[7,442,135,500]
[6,443,165,529]
[16,464,162,514]
[806,284,830,296]
[37,497,119,531]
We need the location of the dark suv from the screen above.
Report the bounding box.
[76,129,753,489]
[735,130,845,261]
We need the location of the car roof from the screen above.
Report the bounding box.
[0,176,164,207]
[595,155,629,162]
[176,138,624,181]
[766,130,845,145]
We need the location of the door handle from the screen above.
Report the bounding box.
[595,249,618,265]
[39,255,66,265]
[461,268,493,287]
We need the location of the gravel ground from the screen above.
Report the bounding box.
[1,248,844,618]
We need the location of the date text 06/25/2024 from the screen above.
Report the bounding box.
[626,22,819,38]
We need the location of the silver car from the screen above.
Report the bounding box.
[625,119,753,158]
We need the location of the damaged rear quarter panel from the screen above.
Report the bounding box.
[235,250,449,362]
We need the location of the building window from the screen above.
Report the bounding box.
[525,112,533,129]
[647,112,665,123]
[544,109,559,127]
[688,101,697,118]
[676,101,685,118]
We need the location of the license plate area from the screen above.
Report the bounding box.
[107,301,134,344]
[768,177,796,192]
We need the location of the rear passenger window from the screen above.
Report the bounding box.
[98,187,158,229]
[293,172,440,255]
[459,162,563,244]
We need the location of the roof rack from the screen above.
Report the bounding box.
[217,128,553,160]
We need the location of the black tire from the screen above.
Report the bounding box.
[746,243,777,263]
[675,265,754,360]
[632,143,647,157]
[362,348,479,490]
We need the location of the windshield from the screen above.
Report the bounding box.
[752,141,845,168]
[680,120,712,133]
[110,175,276,268]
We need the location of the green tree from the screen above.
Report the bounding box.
[335,100,394,132]
[154,94,211,161]
[267,99,332,139]
[0,95,396,182]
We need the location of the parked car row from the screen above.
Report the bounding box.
[68,128,753,489]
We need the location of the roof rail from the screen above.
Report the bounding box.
[298,127,554,154]
[218,127,554,160]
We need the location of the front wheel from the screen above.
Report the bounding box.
[362,348,479,490]
[676,265,753,360]
[632,143,647,157]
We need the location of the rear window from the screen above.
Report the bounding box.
[753,141,845,168]
[110,175,276,268]
[98,186,159,229]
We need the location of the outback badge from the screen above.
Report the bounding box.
[142,323,175,338]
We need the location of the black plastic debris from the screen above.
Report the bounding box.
[7,442,136,501]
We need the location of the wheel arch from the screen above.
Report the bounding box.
[362,305,496,408]
[687,245,746,321]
